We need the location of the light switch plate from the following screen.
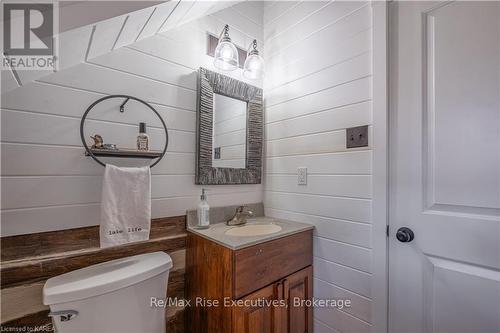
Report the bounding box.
[346,125,369,148]
[297,167,307,185]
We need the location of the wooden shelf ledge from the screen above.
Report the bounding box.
[85,148,162,159]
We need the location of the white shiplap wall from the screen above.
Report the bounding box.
[0,2,264,236]
[263,1,373,332]
[1,1,247,92]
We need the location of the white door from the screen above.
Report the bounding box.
[389,1,500,333]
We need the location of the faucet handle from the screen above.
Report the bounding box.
[238,205,252,214]
[227,206,252,225]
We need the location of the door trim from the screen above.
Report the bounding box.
[371,1,389,332]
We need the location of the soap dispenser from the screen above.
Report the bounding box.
[196,189,210,229]
[137,122,150,151]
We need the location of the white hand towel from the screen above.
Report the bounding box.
[100,164,151,248]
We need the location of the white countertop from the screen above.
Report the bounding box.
[187,216,313,250]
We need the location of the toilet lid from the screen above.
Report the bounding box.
[43,252,172,305]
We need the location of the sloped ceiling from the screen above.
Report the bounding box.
[59,1,165,33]
[2,0,243,93]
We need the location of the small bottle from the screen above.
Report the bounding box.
[137,122,150,151]
[197,189,210,229]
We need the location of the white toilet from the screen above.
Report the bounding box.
[43,252,172,333]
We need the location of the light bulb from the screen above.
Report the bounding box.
[213,26,239,71]
[243,48,264,80]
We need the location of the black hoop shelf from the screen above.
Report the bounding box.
[80,95,168,168]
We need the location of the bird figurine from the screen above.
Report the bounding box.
[90,134,104,149]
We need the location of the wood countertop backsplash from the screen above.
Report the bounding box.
[0,216,188,332]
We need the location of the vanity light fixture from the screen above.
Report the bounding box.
[213,24,239,71]
[243,39,264,80]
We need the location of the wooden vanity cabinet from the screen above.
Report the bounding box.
[232,266,313,333]
[283,267,313,333]
[232,282,278,333]
[186,230,313,333]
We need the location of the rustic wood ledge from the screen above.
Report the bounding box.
[1,215,188,332]
[1,233,187,288]
[1,216,187,289]
[2,232,186,268]
[1,216,186,262]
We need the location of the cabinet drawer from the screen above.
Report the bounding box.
[233,230,312,299]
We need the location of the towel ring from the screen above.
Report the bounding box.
[80,95,169,168]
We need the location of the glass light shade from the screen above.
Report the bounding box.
[243,53,265,80]
[214,40,239,71]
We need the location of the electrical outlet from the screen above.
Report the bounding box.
[214,147,221,159]
[297,167,307,185]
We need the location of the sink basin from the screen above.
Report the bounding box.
[225,224,282,237]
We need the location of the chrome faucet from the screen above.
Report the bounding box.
[226,206,254,226]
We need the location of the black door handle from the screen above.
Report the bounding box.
[396,227,414,243]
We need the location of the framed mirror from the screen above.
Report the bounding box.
[196,67,263,184]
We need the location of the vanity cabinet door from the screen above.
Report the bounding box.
[232,283,281,333]
[283,267,313,333]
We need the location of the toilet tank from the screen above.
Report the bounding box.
[43,252,172,333]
